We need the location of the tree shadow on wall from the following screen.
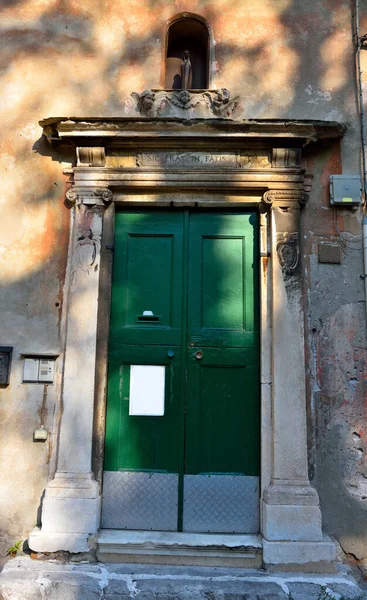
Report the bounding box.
[0,0,366,564]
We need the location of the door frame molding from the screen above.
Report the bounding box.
[29,118,344,569]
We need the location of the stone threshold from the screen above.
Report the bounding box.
[97,530,263,568]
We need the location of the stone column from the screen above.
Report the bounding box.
[29,187,112,553]
[261,190,336,570]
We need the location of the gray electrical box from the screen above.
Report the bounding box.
[329,175,362,206]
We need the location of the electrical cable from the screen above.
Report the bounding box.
[333,210,362,250]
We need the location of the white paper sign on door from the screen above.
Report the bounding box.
[129,365,165,416]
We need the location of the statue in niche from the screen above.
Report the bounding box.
[181,50,192,90]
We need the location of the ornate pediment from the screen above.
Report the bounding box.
[130,88,242,119]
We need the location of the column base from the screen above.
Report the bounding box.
[262,482,323,541]
[28,528,96,553]
[263,537,337,573]
[28,472,101,553]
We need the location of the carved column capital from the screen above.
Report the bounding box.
[66,187,113,206]
[262,190,308,207]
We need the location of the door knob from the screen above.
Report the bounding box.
[195,351,203,360]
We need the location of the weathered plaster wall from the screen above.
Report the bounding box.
[302,140,367,561]
[0,0,366,560]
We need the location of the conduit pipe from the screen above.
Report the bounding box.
[355,0,367,322]
[364,215,367,311]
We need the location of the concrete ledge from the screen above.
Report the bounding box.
[98,530,263,567]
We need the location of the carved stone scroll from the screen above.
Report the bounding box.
[66,187,113,206]
[262,190,309,207]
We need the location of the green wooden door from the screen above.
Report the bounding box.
[102,210,259,533]
[184,213,259,532]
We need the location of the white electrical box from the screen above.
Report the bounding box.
[23,358,55,383]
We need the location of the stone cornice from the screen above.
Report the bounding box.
[40,117,346,145]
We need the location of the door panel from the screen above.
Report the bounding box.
[188,213,257,347]
[105,346,182,473]
[185,349,259,475]
[110,212,184,346]
[201,236,245,330]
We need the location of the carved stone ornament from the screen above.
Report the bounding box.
[262,190,309,206]
[66,187,113,206]
[76,147,105,167]
[74,226,101,272]
[276,233,299,275]
[131,89,242,119]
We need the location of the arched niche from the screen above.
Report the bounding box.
[165,15,209,90]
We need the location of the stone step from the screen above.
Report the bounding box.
[97,530,263,568]
[0,557,365,600]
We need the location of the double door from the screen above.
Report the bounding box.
[102,210,259,533]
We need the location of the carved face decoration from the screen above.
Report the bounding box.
[183,50,190,61]
[140,91,155,111]
[217,88,230,103]
[179,90,191,105]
